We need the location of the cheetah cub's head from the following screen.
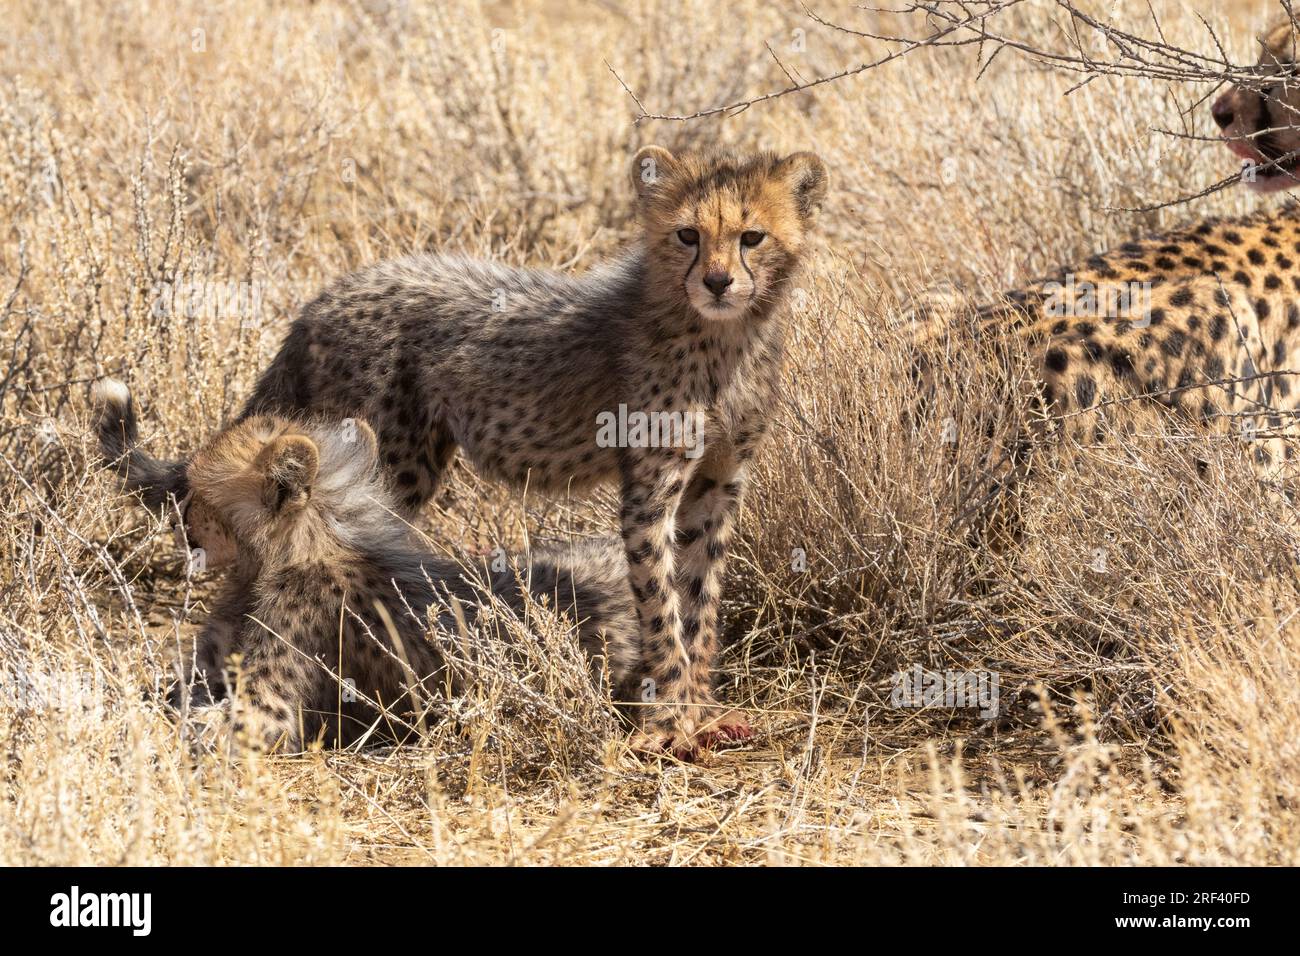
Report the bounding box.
[185,415,388,566]
[93,380,392,571]
[1213,17,1300,193]
[632,145,828,322]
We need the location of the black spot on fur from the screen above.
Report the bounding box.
[1075,375,1097,409]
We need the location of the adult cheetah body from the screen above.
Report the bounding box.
[916,18,1300,482]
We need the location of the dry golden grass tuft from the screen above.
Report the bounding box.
[1,0,1297,864]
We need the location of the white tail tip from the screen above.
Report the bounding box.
[92,377,130,408]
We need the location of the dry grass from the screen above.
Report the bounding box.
[1,0,1297,865]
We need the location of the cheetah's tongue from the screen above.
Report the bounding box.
[1227,141,1258,161]
[1223,138,1266,165]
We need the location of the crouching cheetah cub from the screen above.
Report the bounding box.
[94,380,640,752]
[201,146,827,757]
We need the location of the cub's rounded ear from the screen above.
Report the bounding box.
[258,435,319,514]
[338,417,379,464]
[352,418,379,462]
[776,151,829,220]
[631,145,679,201]
[349,418,382,477]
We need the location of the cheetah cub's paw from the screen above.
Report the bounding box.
[629,709,754,763]
[695,708,753,748]
[629,725,701,762]
[185,701,233,752]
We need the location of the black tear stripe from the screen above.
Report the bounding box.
[738,245,757,306]
[685,243,701,287]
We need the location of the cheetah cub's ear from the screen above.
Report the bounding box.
[339,417,382,482]
[256,434,319,515]
[352,417,379,464]
[631,145,679,200]
[774,151,829,220]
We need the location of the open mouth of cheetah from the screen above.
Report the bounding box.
[1223,132,1300,192]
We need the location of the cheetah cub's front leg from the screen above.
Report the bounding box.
[669,442,753,749]
[623,440,753,758]
[620,447,698,757]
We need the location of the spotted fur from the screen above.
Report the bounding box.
[93,381,639,751]
[153,145,827,758]
[912,19,1300,492]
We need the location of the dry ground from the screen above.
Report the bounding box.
[1,0,1297,864]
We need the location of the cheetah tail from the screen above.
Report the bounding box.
[90,378,189,512]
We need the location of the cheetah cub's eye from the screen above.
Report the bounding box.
[740,230,766,248]
[677,228,700,246]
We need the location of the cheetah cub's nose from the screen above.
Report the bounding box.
[703,271,734,297]
[1211,94,1235,130]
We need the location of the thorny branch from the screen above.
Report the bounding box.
[612,1,1300,210]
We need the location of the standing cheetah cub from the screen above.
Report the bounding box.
[94,380,639,751]
[229,146,828,757]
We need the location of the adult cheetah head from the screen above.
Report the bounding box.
[1213,17,1300,193]
[631,145,828,322]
